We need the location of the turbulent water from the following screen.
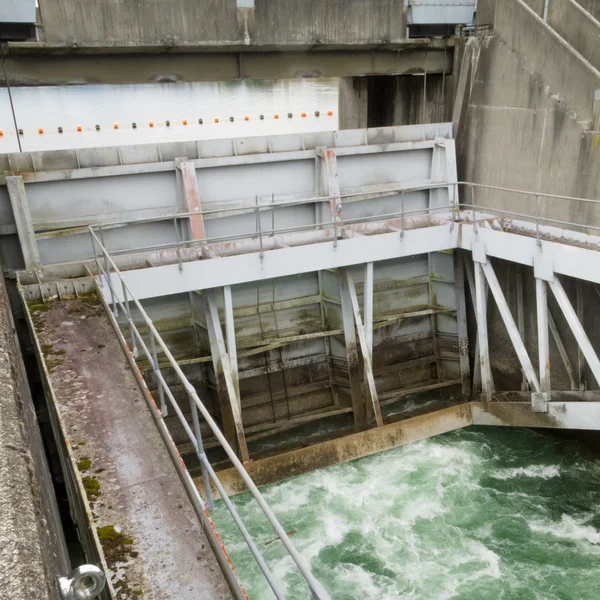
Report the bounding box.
[212,426,600,600]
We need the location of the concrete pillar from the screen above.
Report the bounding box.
[338,77,368,130]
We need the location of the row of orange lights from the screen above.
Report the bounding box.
[0,110,335,136]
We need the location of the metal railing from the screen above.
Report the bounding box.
[89,227,331,600]
[84,180,600,271]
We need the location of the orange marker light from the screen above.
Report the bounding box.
[327,110,334,117]
[244,115,249,121]
[0,130,4,137]
[214,117,219,123]
[301,111,307,118]
[38,127,44,135]
[113,123,119,130]
[182,119,188,126]
[149,121,154,128]
[76,125,83,132]
[274,113,279,119]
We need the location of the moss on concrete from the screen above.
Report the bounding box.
[96,525,135,566]
[76,457,91,472]
[82,476,100,501]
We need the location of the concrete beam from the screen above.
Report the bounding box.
[197,403,473,496]
[2,48,453,86]
[472,400,600,431]
[107,225,458,302]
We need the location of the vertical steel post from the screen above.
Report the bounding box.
[364,263,374,364]
[223,285,240,401]
[516,266,528,391]
[536,277,551,411]
[453,251,471,398]
[577,279,586,390]
[474,261,493,407]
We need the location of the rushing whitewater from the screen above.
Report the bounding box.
[212,426,600,600]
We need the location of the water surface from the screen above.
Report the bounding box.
[212,426,600,600]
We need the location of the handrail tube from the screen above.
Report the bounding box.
[89,227,331,600]
[79,180,600,235]
[201,456,286,600]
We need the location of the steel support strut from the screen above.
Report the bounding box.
[204,289,249,462]
[339,270,367,425]
[344,269,384,427]
[481,260,541,393]
[549,277,600,387]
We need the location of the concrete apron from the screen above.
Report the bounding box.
[197,403,473,498]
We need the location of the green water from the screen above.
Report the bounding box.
[212,427,600,600]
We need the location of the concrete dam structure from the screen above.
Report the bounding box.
[2,0,600,599]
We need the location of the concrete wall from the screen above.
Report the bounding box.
[0,274,68,600]
[339,74,453,129]
[459,0,600,228]
[37,0,407,48]
[547,0,600,72]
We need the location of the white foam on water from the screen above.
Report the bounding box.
[529,514,600,545]
[491,464,561,480]
[212,429,600,600]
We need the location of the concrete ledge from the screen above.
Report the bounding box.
[197,403,473,497]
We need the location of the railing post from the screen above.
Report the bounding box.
[256,197,264,260]
[150,334,167,416]
[400,190,405,240]
[99,226,118,317]
[173,218,183,271]
[89,227,101,277]
[536,194,541,247]
[122,280,138,358]
[189,392,214,511]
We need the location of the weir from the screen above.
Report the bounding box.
[3,0,600,598]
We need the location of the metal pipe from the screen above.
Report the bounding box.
[201,457,286,600]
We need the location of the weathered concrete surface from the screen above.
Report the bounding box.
[31,297,233,599]
[339,73,453,129]
[1,46,451,86]
[547,0,600,73]
[0,274,67,600]
[198,402,473,496]
[460,8,600,227]
[36,0,408,49]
